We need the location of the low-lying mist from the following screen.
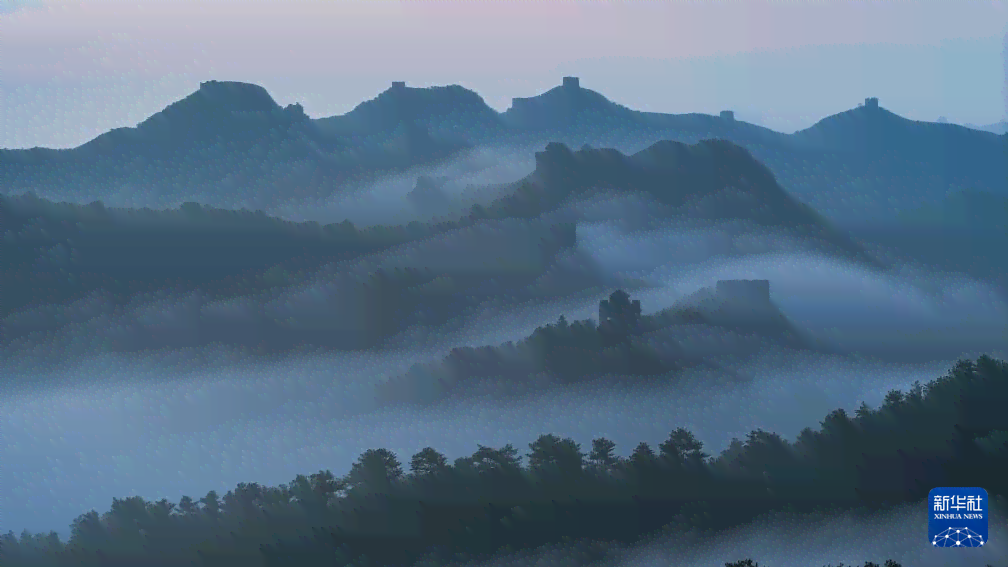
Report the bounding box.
[459,500,1008,567]
[271,145,538,226]
[0,341,979,542]
[3,194,1004,543]
[565,200,1007,361]
[11,211,1003,363]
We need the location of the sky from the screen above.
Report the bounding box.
[1,0,1006,148]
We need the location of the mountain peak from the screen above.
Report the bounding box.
[373,82,489,107]
[793,95,1003,156]
[130,80,285,134]
[317,82,502,138]
[503,77,638,131]
[194,80,281,113]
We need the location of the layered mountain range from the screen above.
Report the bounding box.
[3,133,876,353]
[478,139,874,264]
[0,81,468,210]
[3,78,1003,224]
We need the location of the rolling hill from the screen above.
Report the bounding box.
[315,82,506,143]
[0,81,469,211]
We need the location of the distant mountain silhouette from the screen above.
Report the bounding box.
[317,79,1003,224]
[497,78,788,148]
[965,119,1008,135]
[316,82,505,143]
[0,80,468,210]
[783,100,1005,223]
[3,78,1003,225]
[493,86,1004,223]
[792,100,1002,169]
[502,76,647,133]
[475,139,874,264]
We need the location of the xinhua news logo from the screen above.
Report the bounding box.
[928,487,988,548]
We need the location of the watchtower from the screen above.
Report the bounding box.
[720,110,735,122]
[599,290,642,340]
[563,76,580,89]
[392,81,406,90]
[864,97,879,110]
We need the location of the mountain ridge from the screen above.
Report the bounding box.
[3,78,1003,224]
[7,78,1000,155]
[0,80,469,210]
[473,138,874,265]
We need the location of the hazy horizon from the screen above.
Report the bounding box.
[2,0,1006,149]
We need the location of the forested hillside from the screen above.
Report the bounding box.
[3,356,1005,567]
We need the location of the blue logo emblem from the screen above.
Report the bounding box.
[928,487,988,548]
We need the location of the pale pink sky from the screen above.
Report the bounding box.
[2,0,1006,148]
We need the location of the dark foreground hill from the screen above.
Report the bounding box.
[3,355,1005,567]
[0,81,468,210]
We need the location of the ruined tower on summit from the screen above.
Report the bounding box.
[599,290,642,343]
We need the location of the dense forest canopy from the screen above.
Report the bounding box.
[3,355,1005,566]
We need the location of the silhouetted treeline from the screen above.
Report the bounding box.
[2,193,577,325]
[378,287,805,405]
[378,291,671,404]
[3,355,1005,567]
[1,193,436,316]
